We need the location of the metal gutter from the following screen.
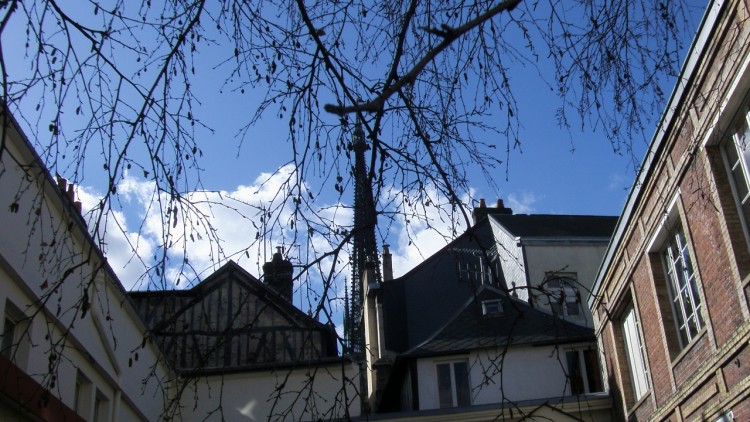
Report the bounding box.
[588,0,728,308]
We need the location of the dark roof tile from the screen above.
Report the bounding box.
[490,214,618,238]
[405,286,594,357]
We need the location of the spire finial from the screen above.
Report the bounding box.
[352,115,366,150]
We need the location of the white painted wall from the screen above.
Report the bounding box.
[0,117,170,421]
[0,115,362,421]
[416,345,577,410]
[179,363,361,421]
[524,243,609,326]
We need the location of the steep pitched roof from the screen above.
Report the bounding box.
[381,214,611,354]
[381,218,501,353]
[395,217,496,280]
[130,260,313,329]
[490,214,618,239]
[128,261,339,374]
[404,286,594,357]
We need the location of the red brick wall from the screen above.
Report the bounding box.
[592,2,750,420]
[682,153,746,347]
[705,147,750,278]
[722,342,750,388]
[632,259,674,406]
[672,334,711,387]
[731,396,750,420]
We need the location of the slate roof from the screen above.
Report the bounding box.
[380,218,499,353]
[404,285,594,357]
[490,214,618,238]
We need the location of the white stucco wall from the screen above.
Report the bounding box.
[523,243,608,326]
[0,116,362,422]
[178,363,361,421]
[416,345,581,410]
[0,119,171,421]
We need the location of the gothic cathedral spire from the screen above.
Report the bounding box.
[345,117,381,357]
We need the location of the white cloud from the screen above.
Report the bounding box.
[608,173,626,190]
[77,166,537,332]
[384,187,471,278]
[76,184,155,290]
[506,192,538,214]
[77,165,353,303]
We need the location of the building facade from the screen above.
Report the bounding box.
[0,106,360,421]
[0,107,171,421]
[363,204,617,420]
[590,0,750,420]
[129,259,359,421]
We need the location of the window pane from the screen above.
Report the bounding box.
[727,131,750,217]
[566,288,581,316]
[545,277,580,317]
[738,122,750,171]
[453,362,471,407]
[1,317,16,358]
[437,363,453,408]
[731,164,750,204]
[566,351,584,395]
[583,349,604,393]
[94,397,101,422]
[663,226,703,347]
[622,307,649,400]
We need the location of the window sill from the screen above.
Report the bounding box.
[670,327,708,368]
[742,271,750,300]
[626,390,652,419]
[742,270,750,288]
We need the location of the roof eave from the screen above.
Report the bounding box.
[589,0,728,309]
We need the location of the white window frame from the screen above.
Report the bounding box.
[435,360,471,408]
[714,410,734,422]
[543,274,581,318]
[565,348,603,395]
[1,301,31,369]
[93,389,110,422]
[0,315,18,358]
[453,245,503,287]
[75,371,93,417]
[622,306,649,401]
[647,193,705,350]
[721,107,750,249]
[481,299,503,316]
[661,224,704,348]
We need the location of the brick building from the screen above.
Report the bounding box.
[589,0,750,420]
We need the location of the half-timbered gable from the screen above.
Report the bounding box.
[129,261,338,374]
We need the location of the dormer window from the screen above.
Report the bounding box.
[541,274,581,318]
[481,299,503,316]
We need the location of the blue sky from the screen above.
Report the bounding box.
[2,2,708,321]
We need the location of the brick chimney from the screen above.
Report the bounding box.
[263,247,294,302]
[472,198,513,224]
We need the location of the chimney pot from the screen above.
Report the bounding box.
[263,247,294,303]
[67,184,75,202]
[472,197,512,225]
